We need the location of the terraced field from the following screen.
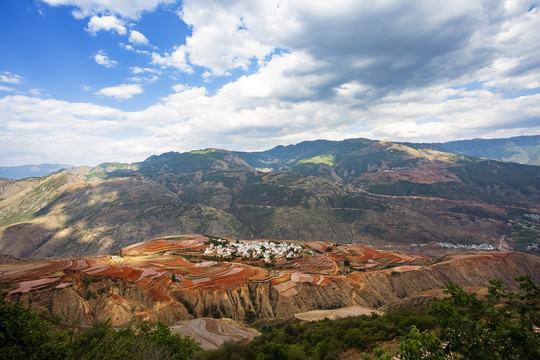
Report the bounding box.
[1,234,538,334]
[1,235,426,298]
[170,318,260,349]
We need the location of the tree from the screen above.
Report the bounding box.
[396,326,445,360]
[369,326,445,360]
[0,298,72,359]
[430,275,540,360]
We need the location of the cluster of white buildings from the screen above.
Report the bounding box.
[435,242,495,251]
[527,243,539,251]
[524,213,540,221]
[377,166,413,173]
[203,239,304,263]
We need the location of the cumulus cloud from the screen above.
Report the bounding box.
[87,14,126,35]
[2,0,540,165]
[0,72,23,84]
[2,73,539,166]
[95,84,143,99]
[94,50,118,67]
[41,0,176,19]
[151,0,539,99]
[129,30,149,45]
[151,46,193,73]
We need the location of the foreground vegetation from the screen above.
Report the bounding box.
[1,276,538,360]
[0,303,199,360]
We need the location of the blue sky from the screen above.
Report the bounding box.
[1,0,539,166]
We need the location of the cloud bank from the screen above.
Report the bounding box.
[1,0,538,165]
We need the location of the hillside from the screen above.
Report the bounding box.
[416,135,540,165]
[0,138,539,258]
[1,235,538,327]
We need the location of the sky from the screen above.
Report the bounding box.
[1,0,539,166]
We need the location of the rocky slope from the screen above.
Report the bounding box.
[1,235,538,327]
[0,138,539,258]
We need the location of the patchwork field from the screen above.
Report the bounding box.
[1,234,428,299]
[1,234,538,340]
[294,305,381,321]
[170,318,260,349]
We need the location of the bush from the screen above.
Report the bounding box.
[0,299,72,359]
[0,299,200,360]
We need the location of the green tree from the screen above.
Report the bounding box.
[0,298,72,359]
[369,326,445,360]
[430,275,540,360]
[396,326,445,360]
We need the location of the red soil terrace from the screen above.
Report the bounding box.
[0,234,431,301]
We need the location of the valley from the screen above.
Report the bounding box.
[0,138,539,259]
[1,137,539,358]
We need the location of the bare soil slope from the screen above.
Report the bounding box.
[1,235,538,328]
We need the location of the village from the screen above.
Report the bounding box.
[203,239,304,263]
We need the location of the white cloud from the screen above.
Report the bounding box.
[87,14,126,35]
[129,75,158,84]
[95,84,143,99]
[151,45,193,73]
[42,0,176,19]
[131,66,161,75]
[28,89,44,96]
[120,43,151,55]
[129,30,149,45]
[129,67,161,84]
[0,85,15,92]
[94,50,118,67]
[0,72,23,84]
[2,0,540,165]
[1,72,539,166]
[150,0,539,100]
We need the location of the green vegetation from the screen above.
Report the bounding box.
[194,309,433,360]
[429,275,540,360]
[235,181,307,207]
[0,298,200,360]
[0,174,70,227]
[1,276,538,359]
[204,238,226,247]
[422,135,540,166]
[85,172,107,181]
[511,219,540,251]
[139,150,244,175]
[81,276,99,287]
[190,149,216,155]
[297,155,335,165]
[194,276,539,360]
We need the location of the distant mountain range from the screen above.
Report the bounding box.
[0,135,538,180]
[413,135,540,166]
[0,164,72,179]
[0,136,539,258]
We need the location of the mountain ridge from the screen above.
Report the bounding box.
[0,137,539,258]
